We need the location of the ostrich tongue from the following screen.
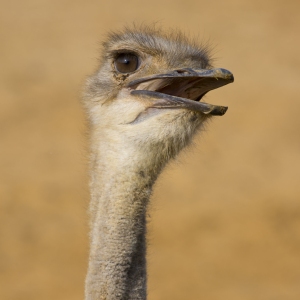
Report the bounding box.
[128,68,234,116]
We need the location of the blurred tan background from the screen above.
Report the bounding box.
[1,1,300,299]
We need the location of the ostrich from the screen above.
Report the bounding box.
[83,27,233,300]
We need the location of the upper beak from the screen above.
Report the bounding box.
[127,68,234,116]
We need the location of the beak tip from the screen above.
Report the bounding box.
[217,68,234,82]
[210,105,228,116]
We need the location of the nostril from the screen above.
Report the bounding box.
[175,69,189,75]
[175,68,198,75]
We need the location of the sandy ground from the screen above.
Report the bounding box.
[1,1,300,299]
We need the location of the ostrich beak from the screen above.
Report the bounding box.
[127,68,234,116]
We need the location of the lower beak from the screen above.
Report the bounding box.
[127,68,234,116]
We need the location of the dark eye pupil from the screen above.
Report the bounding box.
[115,53,139,73]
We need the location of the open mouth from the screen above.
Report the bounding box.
[127,68,234,116]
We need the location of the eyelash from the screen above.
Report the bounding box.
[111,50,138,59]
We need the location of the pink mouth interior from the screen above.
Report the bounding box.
[130,77,209,101]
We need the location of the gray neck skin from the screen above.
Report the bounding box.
[85,146,160,300]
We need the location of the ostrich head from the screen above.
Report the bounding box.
[83,27,233,172]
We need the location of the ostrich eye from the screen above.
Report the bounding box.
[114,53,139,73]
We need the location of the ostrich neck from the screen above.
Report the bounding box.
[85,137,160,300]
